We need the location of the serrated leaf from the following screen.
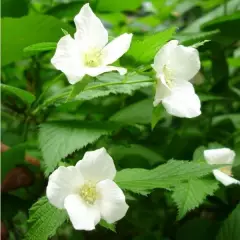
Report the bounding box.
[39,121,119,175]
[126,27,176,63]
[172,178,219,220]
[23,42,57,53]
[1,83,36,105]
[109,99,153,124]
[77,72,152,101]
[99,219,116,232]
[115,160,215,193]
[25,197,67,240]
[217,204,240,240]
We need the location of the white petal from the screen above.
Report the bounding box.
[213,169,240,186]
[162,81,201,118]
[167,44,200,82]
[76,148,116,182]
[64,194,100,230]
[153,76,171,106]
[96,179,128,223]
[74,3,108,49]
[51,35,85,84]
[152,40,179,74]
[46,166,84,209]
[204,148,236,165]
[84,66,127,77]
[102,33,133,65]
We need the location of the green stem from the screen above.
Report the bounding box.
[85,79,154,91]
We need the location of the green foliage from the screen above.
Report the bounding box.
[25,197,67,240]
[23,42,57,54]
[109,144,165,167]
[110,99,153,124]
[2,0,240,239]
[39,121,119,175]
[96,0,142,12]
[1,15,74,66]
[99,220,116,232]
[2,0,29,18]
[115,160,215,193]
[77,72,153,100]
[172,178,219,220]
[127,27,176,63]
[1,83,36,105]
[217,204,240,240]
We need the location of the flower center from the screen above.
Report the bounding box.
[163,65,173,88]
[84,49,102,67]
[219,166,232,176]
[79,182,97,204]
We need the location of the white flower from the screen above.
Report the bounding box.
[152,40,201,118]
[204,148,240,186]
[51,3,133,84]
[46,148,129,231]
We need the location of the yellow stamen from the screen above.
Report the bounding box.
[219,166,232,176]
[79,182,97,204]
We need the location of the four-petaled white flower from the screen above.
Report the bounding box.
[152,40,201,118]
[46,148,129,231]
[51,3,133,84]
[204,148,240,186]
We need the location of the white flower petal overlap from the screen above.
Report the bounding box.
[204,148,240,186]
[51,3,132,84]
[46,147,128,231]
[152,40,201,118]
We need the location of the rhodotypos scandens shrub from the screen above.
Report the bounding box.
[2,1,240,239]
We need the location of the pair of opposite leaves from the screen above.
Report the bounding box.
[52,3,201,119]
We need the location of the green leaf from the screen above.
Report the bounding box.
[99,220,116,232]
[201,12,240,38]
[23,42,57,54]
[96,0,142,12]
[1,15,74,66]
[1,83,36,105]
[126,27,176,63]
[217,204,240,240]
[109,144,165,167]
[1,144,26,181]
[77,72,153,101]
[2,0,29,18]
[109,99,153,124]
[39,121,119,175]
[176,30,220,46]
[115,160,215,193]
[151,104,165,129]
[25,197,67,240]
[193,146,206,162]
[183,0,239,32]
[212,114,240,129]
[172,178,219,220]
[46,1,85,20]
